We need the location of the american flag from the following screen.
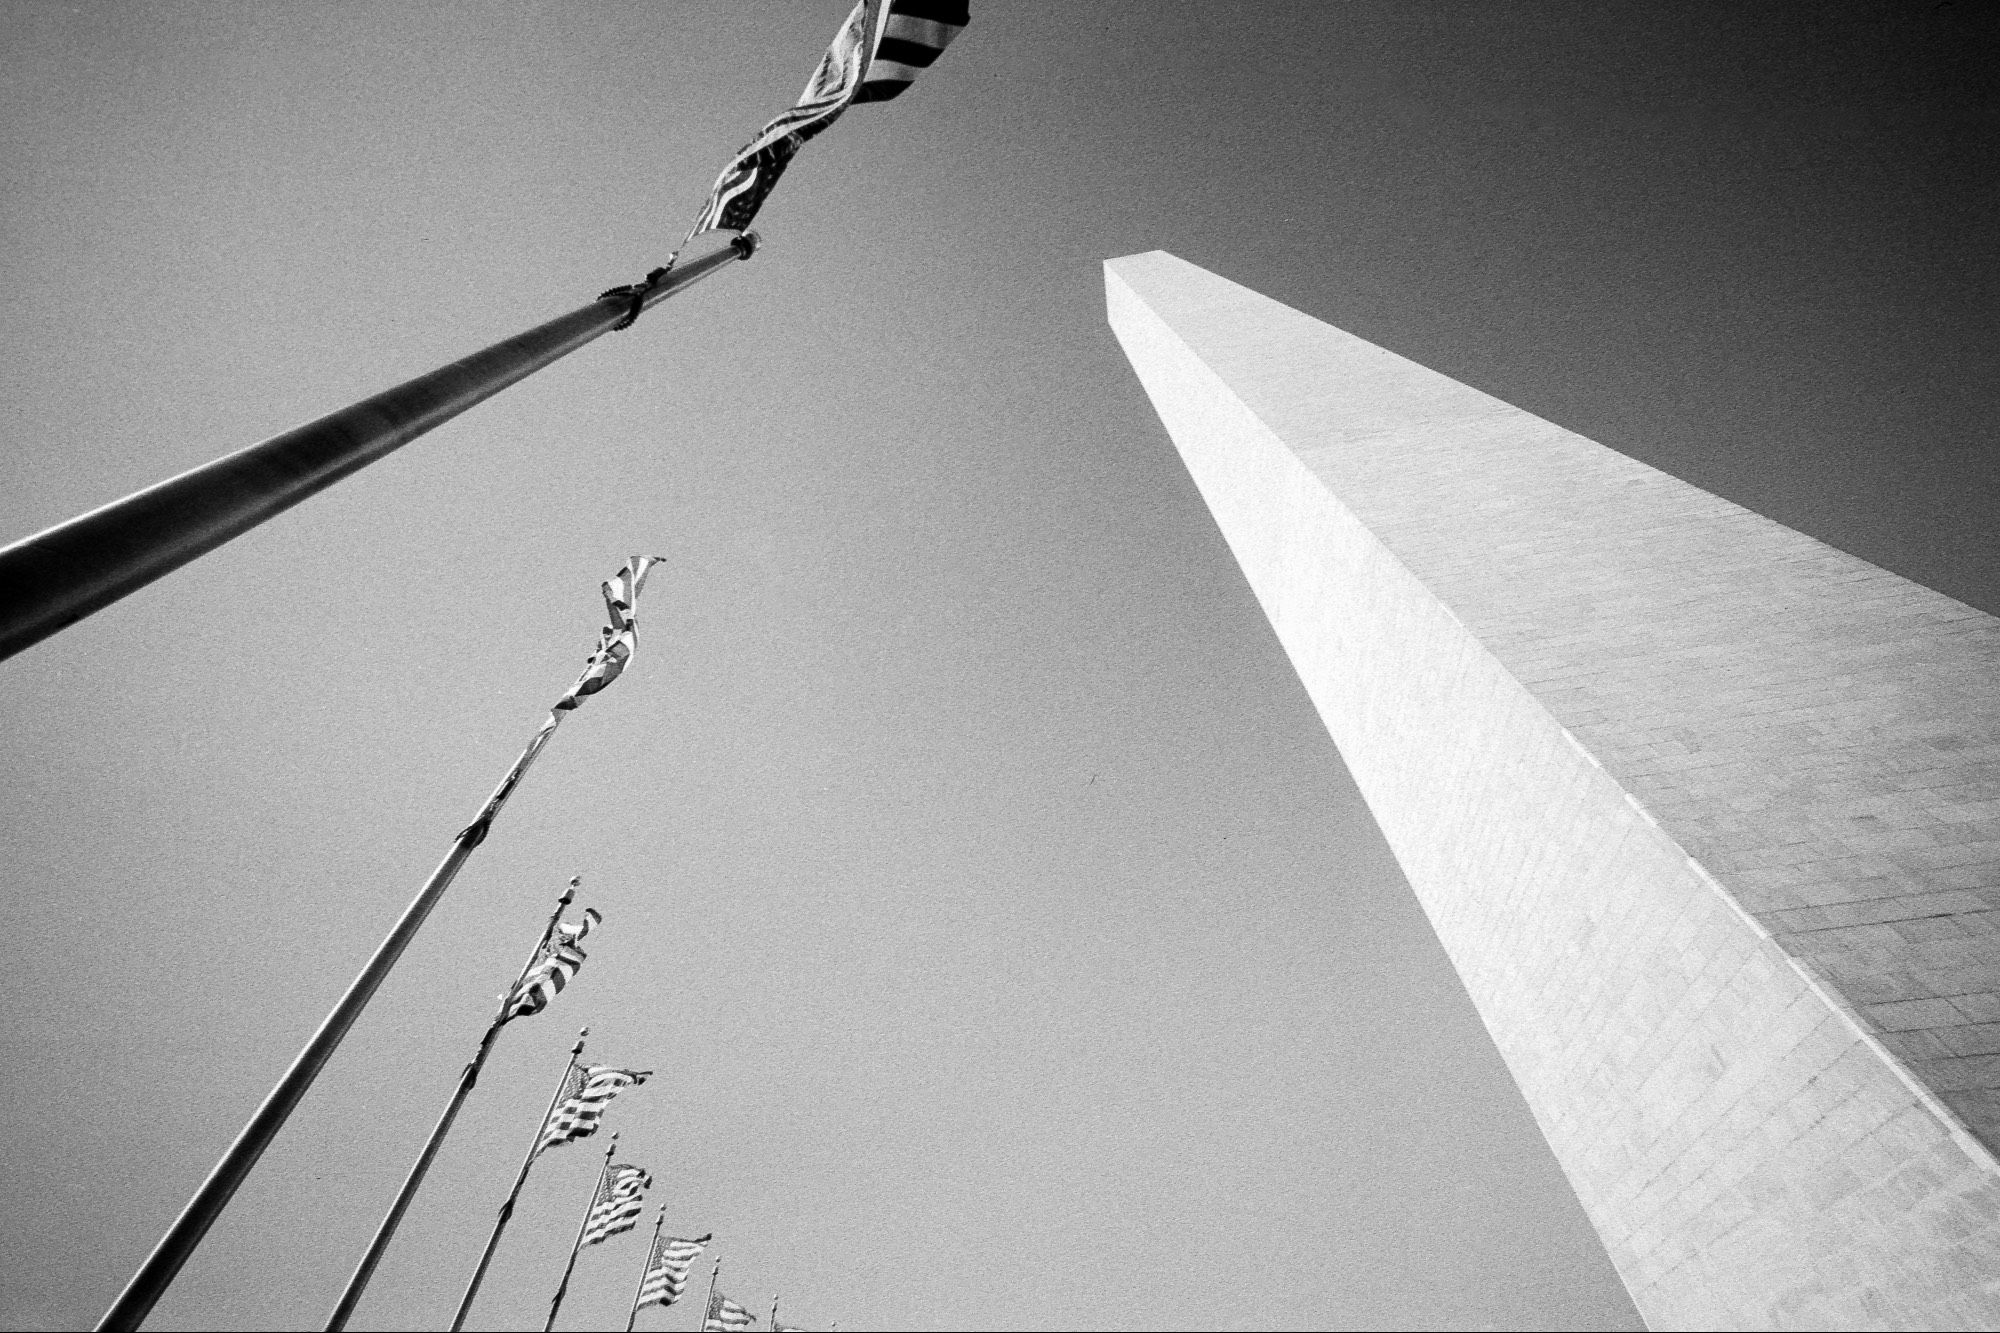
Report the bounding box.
[501,907,601,1022]
[556,556,664,711]
[703,1290,758,1331]
[680,1,969,241]
[636,1232,711,1309]
[581,1162,652,1246]
[537,1065,650,1154]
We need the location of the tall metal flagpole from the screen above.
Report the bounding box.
[451,1030,590,1333]
[624,1205,668,1333]
[545,1131,619,1332]
[0,232,753,665]
[701,1258,722,1333]
[323,878,582,1332]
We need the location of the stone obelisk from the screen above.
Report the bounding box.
[1106,250,2000,1329]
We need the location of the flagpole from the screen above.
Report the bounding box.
[323,878,582,1332]
[450,1029,589,1333]
[624,1205,667,1333]
[770,1295,780,1331]
[96,698,586,1333]
[545,1131,618,1333]
[0,232,755,664]
[702,1258,722,1333]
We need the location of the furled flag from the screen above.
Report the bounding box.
[636,1233,712,1309]
[538,1065,651,1154]
[703,1290,759,1332]
[556,556,665,712]
[678,1,969,245]
[582,1162,653,1246]
[501,907,602,1022]
[458,558,664,847]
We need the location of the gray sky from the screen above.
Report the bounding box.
[3,2,1995,1330]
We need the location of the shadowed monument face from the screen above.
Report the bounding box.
[1107,248,2000,1331]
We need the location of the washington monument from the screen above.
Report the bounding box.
[1108,250,2000,1329]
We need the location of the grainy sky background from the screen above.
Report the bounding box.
[3,2,1996,1330]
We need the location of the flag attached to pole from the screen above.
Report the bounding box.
[538,1065,651,1153]
[637,1233,712,1309]
[557,556,665,711]
[459,558,666,848]
[502,907,601,1022]
[703,1289,759,1331]
[679,1,970,244]
[582,1163,653,1246]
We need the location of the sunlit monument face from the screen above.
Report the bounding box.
[1108,248,2000,1331]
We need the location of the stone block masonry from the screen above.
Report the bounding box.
[1105,250,2000,1329]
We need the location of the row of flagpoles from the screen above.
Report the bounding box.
[69,3,969,1328]
[95,557,671,1333]
[334,886,819,1333]
[106,557,835,1331]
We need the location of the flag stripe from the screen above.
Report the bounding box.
[874,36,944,68]
[850,80,912,103]
[861,54,925,82]
[883,13,961,46]
[886,0,969,20]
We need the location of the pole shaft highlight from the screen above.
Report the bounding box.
[1,237,749,663]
